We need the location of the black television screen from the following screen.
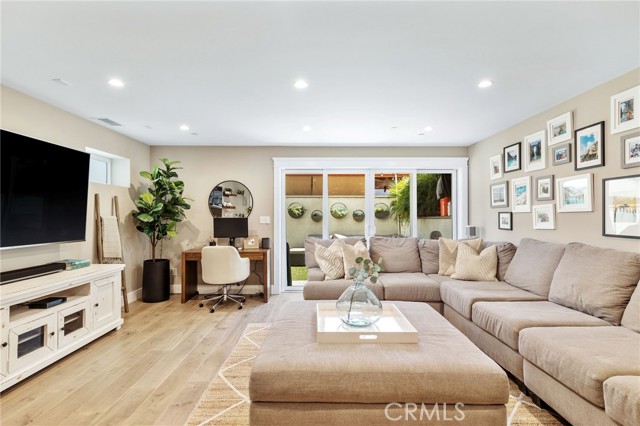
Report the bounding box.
[1,130,90,249]
[213,217,248,247]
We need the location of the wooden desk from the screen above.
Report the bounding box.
[181,248,270,303]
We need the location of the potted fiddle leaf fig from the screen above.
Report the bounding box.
[133,158,191,302]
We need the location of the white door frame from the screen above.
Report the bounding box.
[273,157,469,295]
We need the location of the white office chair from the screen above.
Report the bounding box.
[200,246,249,313]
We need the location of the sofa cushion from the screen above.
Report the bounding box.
[377,273,441,302]
[341,241,370,279]
[622,282,640,333]
[418,239,440,274]
[427,273,451,284]
[451,244,498,281]
[548,242,640,325]
[302,279,384,301]
[369,237,421,273]
[604,376,640,426]
[503,238,565,297]
[519,326,640,408]
[307,267,325,282]
[472,301,611,350]
[483,241,517,281]
[440,280,545,320]
[304,236,364,268]
[314,241,344,280]
[438,238,483,276]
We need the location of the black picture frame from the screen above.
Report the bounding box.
[498,212,513,230]
[574,121,605,171]
[602,174,640,239]
[503,142,521,173]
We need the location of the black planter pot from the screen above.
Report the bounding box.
[142,259,170,303]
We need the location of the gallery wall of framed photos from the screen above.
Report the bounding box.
[469,68,639,252]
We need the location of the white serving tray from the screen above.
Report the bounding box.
[316,302,418,344]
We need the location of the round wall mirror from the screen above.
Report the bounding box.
[208,180,253,218]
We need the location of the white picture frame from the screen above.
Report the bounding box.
[511,176,531,213]
[547,112,573,146]
[490,181,509,208]
[489,154,503,180]
[557,173,593,212]
[611,85,639,134]
[532,204,556,230]
[524,130,546,172]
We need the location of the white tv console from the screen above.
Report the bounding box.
[0,264,124,391]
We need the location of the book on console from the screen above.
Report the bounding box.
[61,259,91,270]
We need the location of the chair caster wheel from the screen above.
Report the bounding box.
[210,308,215,313]
[241,297,246,303]
[199,303,204,308]
[238,305,243,310]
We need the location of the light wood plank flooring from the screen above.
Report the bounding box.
[0,292,302,426]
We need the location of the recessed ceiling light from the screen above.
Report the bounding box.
[179,124,190,131]
[303,126,311,132]
[108,78,124,88]
[478,80,493,88]
[424,126,434,132]
[294,79,309,89]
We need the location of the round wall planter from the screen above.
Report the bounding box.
[330,202,348,219]
[311,210,323,222]
[142,259,170,303]
[374,202,390,219]
[353,210,365,222]
[287,202,305,218]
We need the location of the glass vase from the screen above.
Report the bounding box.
[336,280,383,327]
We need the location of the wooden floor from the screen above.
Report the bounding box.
[0,292,303,426]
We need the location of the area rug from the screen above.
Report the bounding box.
[185,323,562,426]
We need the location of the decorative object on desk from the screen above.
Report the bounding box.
[330,202,348,219]
[374,202,390,219]
[503,142,521,173]
[574,121,605,171]
[132,158,192,303]
[489,154,503,180]
[311,209,323,222]
[336,256,383,327]
[243,234,260,250]
[352,209,365,222]
[498,212,512,230]
[557,173,593,213]
[547,111,573,146]
[287,202,305,218]
[611,85,639,134]
[208,180,253,218]
[552,143,571,166]
[535,175,554,201]
[524,130,546,172]
[602,174,640,239]
[621,132,640,169]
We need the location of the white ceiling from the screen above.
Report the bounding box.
[1,1,639,147]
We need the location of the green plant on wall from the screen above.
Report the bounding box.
[133,158,192,260]
[389,174,441,226]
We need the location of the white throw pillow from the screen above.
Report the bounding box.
[438,237,483,276]
[314,240,345,280]
[451,243,498,281]
[341,241,371,279]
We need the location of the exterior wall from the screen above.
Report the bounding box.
[0,86,151,296]
[468,68,640,253]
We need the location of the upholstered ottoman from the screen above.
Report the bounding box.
[249,301,509,426]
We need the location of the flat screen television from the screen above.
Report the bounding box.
[213,217,248,248]
[1,129,90,249]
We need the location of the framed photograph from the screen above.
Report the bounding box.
[490,181,509,208]
[535,175,554,201]
[532,204,556,230]
[603,175,640,239]
[557,173,593,212]
[524,130,546,172]
[547,112,573,146]
[511,176,531,213]
[611,85,639,134]
[621,132,640,169]
[552,143,571,166]
[489,154,503,180]
[498,212,512,230]
[575,121,605,171]
[504,142,521,173]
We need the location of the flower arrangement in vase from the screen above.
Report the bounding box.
[336,256,383,327]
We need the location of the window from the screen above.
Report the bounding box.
[89,154,111,185]
[85,148,130,188]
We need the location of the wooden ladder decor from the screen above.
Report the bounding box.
[95,194,130,313]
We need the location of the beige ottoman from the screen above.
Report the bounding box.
[249,301,508,426]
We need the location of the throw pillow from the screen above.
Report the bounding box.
[451,244,498,281]
[418,239,439,274]
[438,238,483,276]
[342,241,371,279]
[314,240,345,280]
[369,237,421,273]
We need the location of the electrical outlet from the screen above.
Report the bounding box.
[170,267,177,275]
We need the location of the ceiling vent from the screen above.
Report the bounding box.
[51,78,72,86]
[94,117,122,126]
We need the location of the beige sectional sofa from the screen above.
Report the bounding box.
[302,236,640,426]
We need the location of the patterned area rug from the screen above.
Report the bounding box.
[185,324,562,426]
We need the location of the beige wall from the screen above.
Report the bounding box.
[469,69,640,253]
[150,146,467,288]
[0,86,151,295]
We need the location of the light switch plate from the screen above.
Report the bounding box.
[259,216,270,224]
